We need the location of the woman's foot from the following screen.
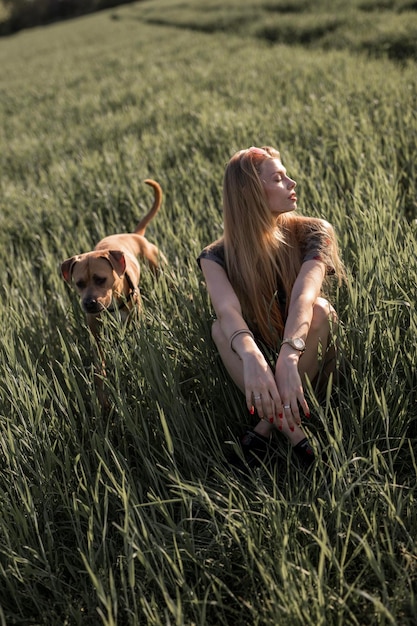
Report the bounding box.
[227,429,272,474]
[254,419,316,469]
[291,437,315,469]
[227,424,315,475]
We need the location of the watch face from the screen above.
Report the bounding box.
[293,338,305,350]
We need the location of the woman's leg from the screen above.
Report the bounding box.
[298,297,338,391]
[211,297,338,446]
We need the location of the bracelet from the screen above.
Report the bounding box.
[230,328,255,353]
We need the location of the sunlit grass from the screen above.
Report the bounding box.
[0,1,416,624]
[137,0,417,60]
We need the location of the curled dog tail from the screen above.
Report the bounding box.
[134,179,163,236]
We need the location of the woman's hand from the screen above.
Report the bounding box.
[242,351,283,424]
[274,349,310,430]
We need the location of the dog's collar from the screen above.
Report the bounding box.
[107,274,139,313]
[107,289,138,312]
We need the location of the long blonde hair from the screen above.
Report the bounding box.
[223,146,343,347]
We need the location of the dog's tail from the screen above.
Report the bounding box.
[134,179,163,236]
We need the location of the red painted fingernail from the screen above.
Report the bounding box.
[290,426,294,432]
[269,417,274,424]
[279,413,283,419]
[250,406,254,415]
[306,412,311,419]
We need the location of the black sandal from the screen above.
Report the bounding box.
[292,437,315,469]
[226,429,271,474]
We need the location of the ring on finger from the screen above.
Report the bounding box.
[283,404,291,410]
[254,394,262,400]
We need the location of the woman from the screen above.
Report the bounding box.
[198,146,344,472]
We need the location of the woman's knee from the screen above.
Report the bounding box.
[311,297,337,334]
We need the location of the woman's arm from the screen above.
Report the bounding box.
[275,258,326,429]
[200,258,283,421]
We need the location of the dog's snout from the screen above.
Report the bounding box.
[83,298,103,314]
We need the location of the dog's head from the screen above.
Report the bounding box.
[61,250,130,315]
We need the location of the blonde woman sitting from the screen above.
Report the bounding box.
[198,146,344,473]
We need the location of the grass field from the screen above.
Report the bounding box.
[0,0,416,624]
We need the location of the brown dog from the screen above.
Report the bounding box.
[61,179,164,403]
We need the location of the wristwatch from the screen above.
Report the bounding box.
[281,337,306,353]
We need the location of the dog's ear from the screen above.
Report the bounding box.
[61,257,77,283]
[106,250,127,276]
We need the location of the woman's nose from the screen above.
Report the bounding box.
[287,177,296,189]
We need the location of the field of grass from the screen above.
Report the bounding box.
[0,0,416,624]
[139,0,417,61]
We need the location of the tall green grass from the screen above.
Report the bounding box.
[0,1,416,624]
[138,0,417,61]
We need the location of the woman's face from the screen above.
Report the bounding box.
[260,158,297,215]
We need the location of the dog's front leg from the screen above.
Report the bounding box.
[87,316,110,411]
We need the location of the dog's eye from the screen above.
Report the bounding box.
[94,276,107,286]
[76,280,86,289]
